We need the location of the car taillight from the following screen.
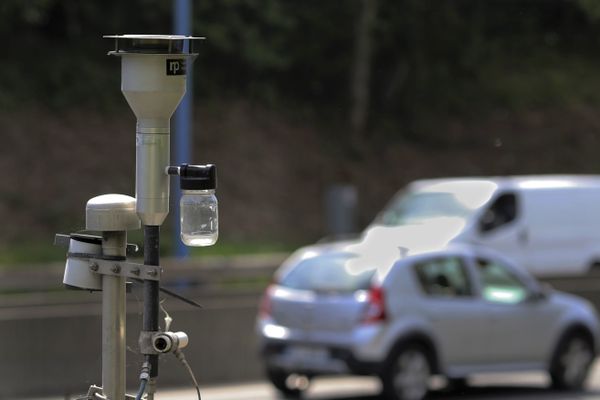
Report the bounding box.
[259,284,275,319]
[362,285,386,324]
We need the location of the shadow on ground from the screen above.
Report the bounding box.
[308,385,600,400]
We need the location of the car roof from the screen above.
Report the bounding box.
[410,175,600,192]
[279,240,536,293]
[286,239,464,273]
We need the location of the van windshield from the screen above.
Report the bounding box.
[375,181,497,227]
[280,253,376,293]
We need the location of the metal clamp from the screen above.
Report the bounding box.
[88,259,162,281]
[139,330,160,355]
[54,233,140,256]
[77,385,136,400]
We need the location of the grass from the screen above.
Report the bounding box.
[0,241,67,266]
[187,241,297,257]
[0,235,299,270]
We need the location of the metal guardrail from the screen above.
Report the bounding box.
[0,253,286,296]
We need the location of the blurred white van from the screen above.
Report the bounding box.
[368,175,600,276]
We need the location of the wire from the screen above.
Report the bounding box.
[135,378,148,400]
[158,285,203,308]
[130,278,203,308]
[160,297,201,399]
[160,299,173,331]
[174,348,202,400]
[135,361,151,400]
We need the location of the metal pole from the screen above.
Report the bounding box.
[143,225,161,397]
[173,0,193,259]
[101,231,127,400]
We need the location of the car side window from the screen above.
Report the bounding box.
[479,193,518,233]
[415,257,472,298]
[476,257,528,304]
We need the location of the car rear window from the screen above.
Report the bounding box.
[279,253,376,293]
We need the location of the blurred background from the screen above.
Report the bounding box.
[5,0,600,259]
[5,0,600,398]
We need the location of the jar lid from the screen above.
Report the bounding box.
[180,164,217,190]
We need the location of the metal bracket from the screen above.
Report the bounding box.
[139,330,160,355]
[89,258,162,281]
[54,233,140,256]
[76,385,136,400]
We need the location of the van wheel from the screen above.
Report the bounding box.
[549,333,594,390]
[589,261,600,274]
[266,368,309,398]
[382,344,431,400]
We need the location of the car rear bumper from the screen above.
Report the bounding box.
[260,340,382,376]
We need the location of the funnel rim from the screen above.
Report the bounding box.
[107,51,198,57]
[103,34,205,40]
[105,34,204,56]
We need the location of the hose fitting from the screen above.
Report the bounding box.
[152,331,189,353]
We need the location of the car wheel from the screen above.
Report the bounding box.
[266,368,309,398]
[446,377,468,392]
[382,344,431,400]
[549,333,594,390]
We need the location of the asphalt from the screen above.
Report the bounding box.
[30,360,600,400]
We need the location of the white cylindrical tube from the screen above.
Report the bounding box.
[136,126,170,226]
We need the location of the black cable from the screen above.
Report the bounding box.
[131,278,203,309]
[158,285,203,308]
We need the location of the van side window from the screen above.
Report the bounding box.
[414,257,472,298]
[479,193,517,233]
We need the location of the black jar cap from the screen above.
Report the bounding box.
[180,164,217,190]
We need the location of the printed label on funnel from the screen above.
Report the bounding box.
[166,59,186,76]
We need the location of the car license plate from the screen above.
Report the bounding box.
[286,345,329,363]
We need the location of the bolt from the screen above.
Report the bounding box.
[147,268,158,277]
[112,264,121,274]
[90,262,99,272]
[131,267,140,276]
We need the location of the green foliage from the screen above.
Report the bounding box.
[1,1,600,130]
[578,0,600,21]
[0,237,296,267]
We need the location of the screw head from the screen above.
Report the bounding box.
[147,268,158,277]
[131,267,141,276]
[90,262,99,272]
[112,264,121,274]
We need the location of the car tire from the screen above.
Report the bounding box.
[446,377,468,392]
[382,344,431,400]
[549,333,594,390]
[266,368,308,398]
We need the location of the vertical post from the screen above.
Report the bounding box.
[143,225,161,391]
[101,231,127,400]
[173,0,193,258]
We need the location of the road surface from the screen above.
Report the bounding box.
[33,361,600,400]
[156,369,600,400]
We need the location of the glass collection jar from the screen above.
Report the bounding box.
[180,188,218,246]
[177,164,218,247]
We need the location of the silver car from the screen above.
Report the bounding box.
[256,243,600,400]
